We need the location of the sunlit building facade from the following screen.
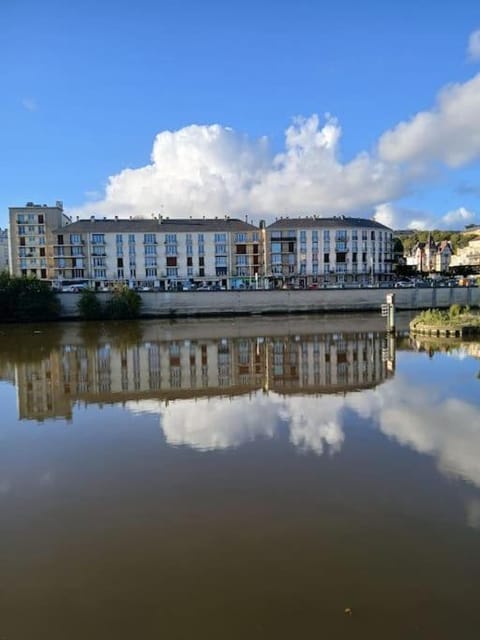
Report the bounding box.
[266,216,394,287]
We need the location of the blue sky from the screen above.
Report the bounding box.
[1,0,480,230]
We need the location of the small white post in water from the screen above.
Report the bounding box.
[381,293,395,333]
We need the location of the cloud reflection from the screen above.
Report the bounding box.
[127,368,480,489]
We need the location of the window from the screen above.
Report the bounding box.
[70,234,82,244]
[186,243,193,255]
[146,267,157,278]
[144,233,157,244]
[92,233,105,244]
[324,253,330,263]
[128,234,135,243]
[323,230,330,241]
[166,267,178,277]
[165,233,177,244]
[217,256,228,266]
[166,244,177,256]
[94,269,107,279]
[145,256,157,267]
[235,233,247,242]
[214,233,226,242]
[198,243,205,256]
[166,257,177,267]
[215,244,227,255]
[145,244,157,255]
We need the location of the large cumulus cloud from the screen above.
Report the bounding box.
[73,70,480,228]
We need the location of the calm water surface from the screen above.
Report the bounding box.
[1,314,480,639]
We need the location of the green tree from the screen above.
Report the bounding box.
[77,289,104,320]
[0,274,60,322]
[105,287,142,320]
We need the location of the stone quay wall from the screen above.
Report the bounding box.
[58,286,480,319]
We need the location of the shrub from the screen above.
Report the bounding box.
[448,304,462,319]
[105,287,142,320]
[77,289,104,320]
[0,274,60,322]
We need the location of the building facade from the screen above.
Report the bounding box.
[0,228,9,273]
[450,237,480,271]
[50,216,261,290]
[266,216,394,287]
[8,202,70,279]
[8,203,394,288]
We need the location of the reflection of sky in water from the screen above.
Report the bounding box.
[126,349,480,488]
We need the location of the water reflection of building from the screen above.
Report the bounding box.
[10,331,394,421]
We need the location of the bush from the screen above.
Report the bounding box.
[448,304,462,319]
[0,273,60,322]
[105,287,142,320]
[77,289,104,320]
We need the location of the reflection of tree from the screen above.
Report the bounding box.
[77,320,144,348]
[106,321,144,348]
[0,324,64,365]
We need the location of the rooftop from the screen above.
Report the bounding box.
[266,216,391,230]
[56,216,258,234]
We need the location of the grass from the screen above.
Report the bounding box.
[411,305,480,329]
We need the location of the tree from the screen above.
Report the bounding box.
[0,274,60,322]
[105,287,142,320]
[77,289,104,320]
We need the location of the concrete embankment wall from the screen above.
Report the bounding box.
[58,286,480,319]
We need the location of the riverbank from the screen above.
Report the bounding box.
[57,286,480,319]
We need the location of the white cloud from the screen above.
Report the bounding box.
[441,206,476,226]
[373,202,432,230]
[468,29,480,61]
[378,74,480,168]
[374,202,475,230]
[72,72,480,228]
[73,115,405,223]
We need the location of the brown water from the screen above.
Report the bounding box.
[1,315,480,639]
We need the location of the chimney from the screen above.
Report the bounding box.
[115,216,118,222]
[90,215,95,222]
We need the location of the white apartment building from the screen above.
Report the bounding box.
[51,216,260,290]
[0,228,9,272]
[8,201,70,279]
[266,216,394,287]
[7,204,395,287]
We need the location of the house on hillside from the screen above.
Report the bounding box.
[406,235,453,273]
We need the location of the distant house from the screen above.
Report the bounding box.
[450,237,480,270]
[406,235,453,273]
[434,240,453,272]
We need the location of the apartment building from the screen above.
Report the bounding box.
[266,216,394,287]
[8,202,70,279]
[0,228,9,272]
[7,203,395,287]
[51,216,260,290]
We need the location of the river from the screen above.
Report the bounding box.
[1,314,479,639]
